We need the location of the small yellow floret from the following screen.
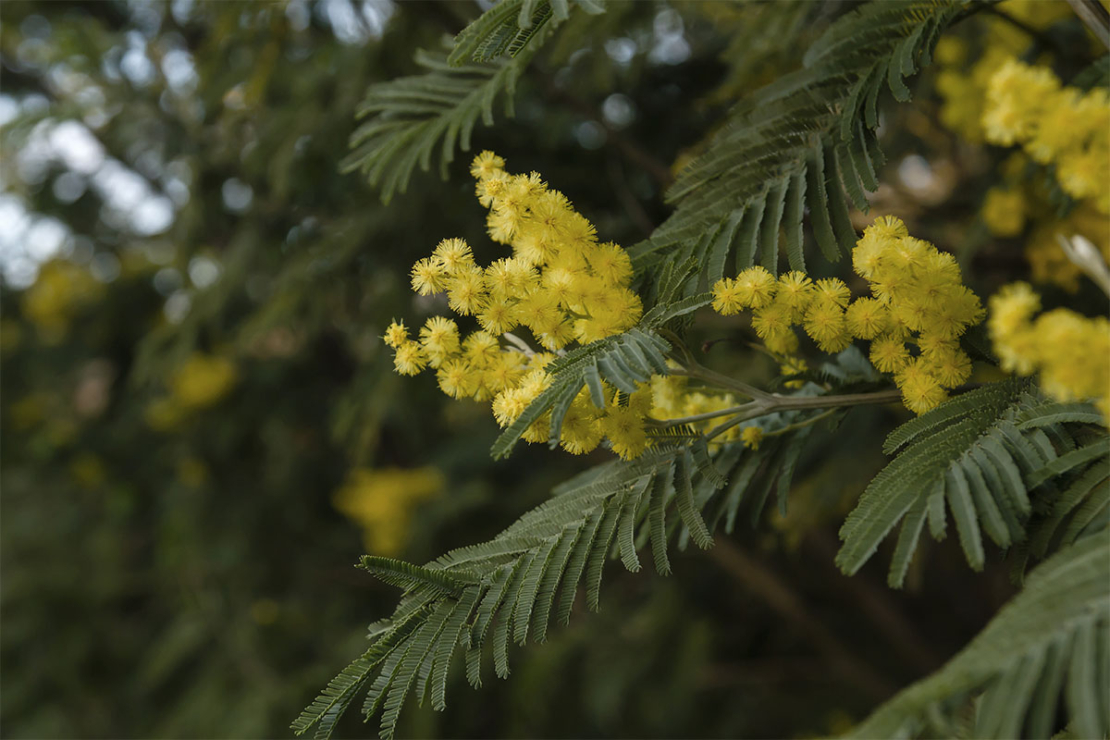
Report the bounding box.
[870,335,910,373]
[434,238,474,272]
[711,277,745,316]
[735,266,778,309]
[419,316,461,367]
[741,426,763,450]
[845,298,888,339]
[470,150,506,181]
[383,320,408,349]
[393,341,428,376]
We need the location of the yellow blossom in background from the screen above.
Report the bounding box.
[9,392,52,431]
[983,60,1110,214]
[145,353,238,431]
[711,216,983,415]
[144,397,186,431]
[69,452,108,489]
[989,282,1110,422]
[176,457,210,488]
[934,0,1073,143]
[250,598,281,626]
[980,187,1026,237]
[979,153,1110,292]
[21,259,104,343]
[170,353,238,409]
[935,43,1010,142]
[1025,204,1110,292]
[332,467,445,556]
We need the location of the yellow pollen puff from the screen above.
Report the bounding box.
[463,331,502,369]
[437,359,477,399]
[419,316,461,367]
[803,298,851,354]
[871,335,910,374]
[845,298,889,339]
[383,320,409,349]
[814,278,851,307]
[711,277,744,316]
[476,171,510,208]
[393,341,427,376]
[477,298,519,336]
[774,271,815,320]
[446,264,488,316]
[470,150,505,181]
[764,329,799,356]
[434,238,474,271]
[411,258,449,295]
[600,405,649,461]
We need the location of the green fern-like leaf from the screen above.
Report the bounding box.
[295,396,839,739]
[834,380,1100,586]
[344,0,612,202]
[841,530,1110,740]
[449,0,606,65]
[630,0,978,285]
[342,47,535,203]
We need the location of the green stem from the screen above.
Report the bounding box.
[764,408,839,439]
[647,401,762,428]
[702,388,904,442]
[669,364,773,401]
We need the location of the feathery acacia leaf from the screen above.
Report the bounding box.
[631,0,976,285]
[842,531,1110,740]
[296,394,833,738]
[835,380,1105,584]
[343,49,532,203]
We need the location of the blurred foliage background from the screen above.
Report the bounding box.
[1,1,1105,738]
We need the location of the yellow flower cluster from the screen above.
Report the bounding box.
[712,217,984,414]
[145,352,238,430]
[983,59,1110,214]
[989,282,1110,422]
[386,152,652,459]
[333,467,444,556]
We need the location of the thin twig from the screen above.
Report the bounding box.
[1067,0,1110,49]
[647,401,762,428]
[700,388,904,441]
[806,532,943,676]
[709,539,896,701]
[669,364,773,401]
[502,332,537,356]
[982,6,1066,52]
[1057,233,1110,298]
[763,407,839,439]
